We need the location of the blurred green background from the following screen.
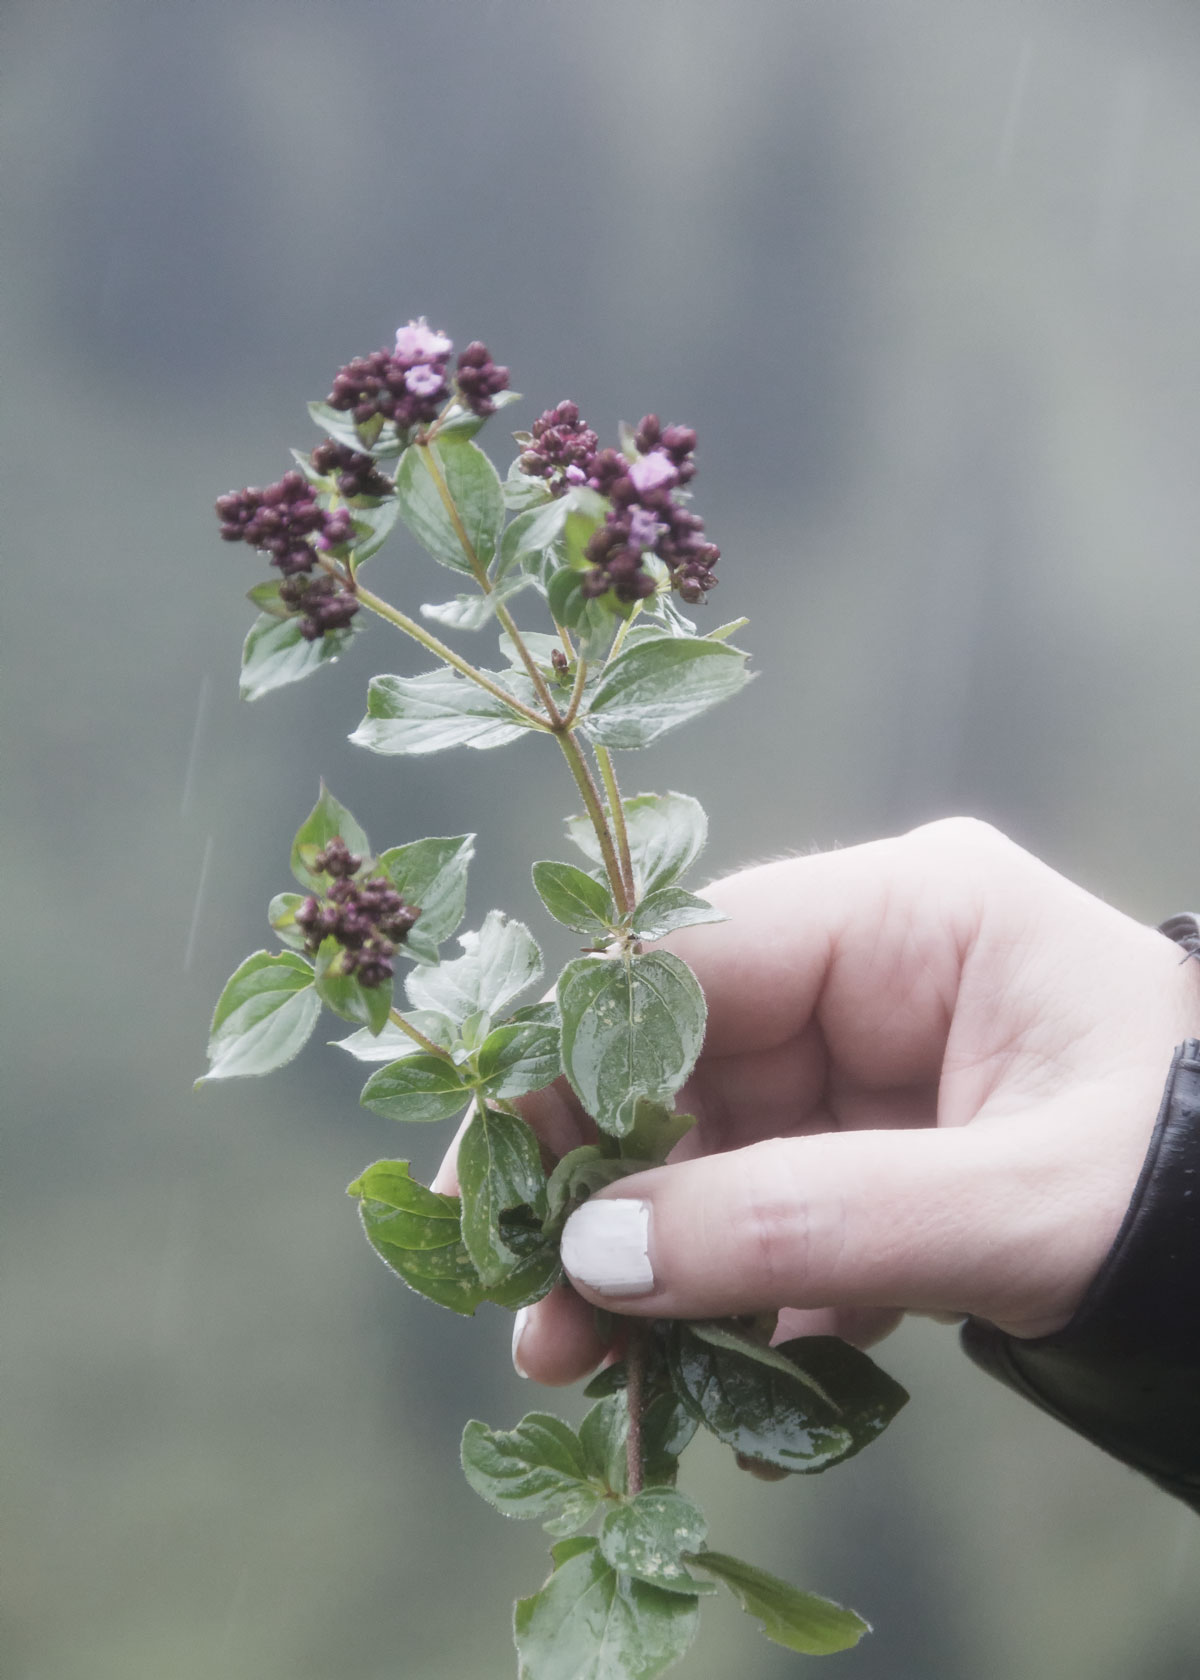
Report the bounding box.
[4,1,1200,1675]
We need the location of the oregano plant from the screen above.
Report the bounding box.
[203,318,909,1676]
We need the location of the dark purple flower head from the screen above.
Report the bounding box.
[216,471,355,578]
[519,401,600,492]
[293,840,421,988]
[455,342,510,417]
[310,440,392,500]
[277,573,360,640]
[559,408,718,604]
[327,318,454,436]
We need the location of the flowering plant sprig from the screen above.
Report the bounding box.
[203,319,908,1677]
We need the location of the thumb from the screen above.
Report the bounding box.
[558,1123,1112,1337]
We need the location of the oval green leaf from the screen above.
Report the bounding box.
[202,949,320,1082]
[394,436,505,573]
[686,1551,868,1655]
[514,1544,700,1680]
[239,612,356,703]
[360,1053,474,1124]
[532,860,616,936]
[583,637,751,750]
[557,952,706,1137]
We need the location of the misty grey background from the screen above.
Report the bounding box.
[4,1,1200,1676]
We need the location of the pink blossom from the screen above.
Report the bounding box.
[394,317,453,360]
[628,449,678,494]
[405,363,445,397]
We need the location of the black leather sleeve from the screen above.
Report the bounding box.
[961,1037,1200,1513]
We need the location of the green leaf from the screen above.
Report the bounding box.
[565,792,707,899]
[406,910,542,1025]
[686,1322,839,1409]
[666,1326,908,1474]
[202,949,320,1082]
[599,1490,713,1596]
[290,785,372,891]
[346,494,401,563]
[350,668,541,755]
[641,1391,698,1482]
[420,570,529,631]
[246,578,293,620]
[484,1214,561,1309]
[433,387,522,441]
[351,1159,484,1316]
[497,500,570,583]
[477,1013,562,1100]
[348,1159,461,1247]
[503,459,555,511]
[628,889,726,942]
[543,1147,645,1233]
[578,1395,628,1495]
[618,1099,696,1164]
[461,1415,600,1534]
[239,612,356,702]
[583,638,751,750]
[686,1552,868,1655]
[307,400,402,458]
[312,938,392,1035]
[532,861,616,936]
[514,1542,700,1680]
[557,952,706,1137]
[550,1535,597,1569]
[377,833,475,964]
[546,565,587,630]
[394,436,504,574]
[457,1105,547,1287]
[359,1053,474,1124]
[332,1010,456,1062]
[704,617,749,643]
[267,892,308,951]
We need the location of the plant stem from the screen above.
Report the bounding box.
[414,438,491,590]
[594,745,636,909]
[495,601,563,724]
[351,578,551,730]
[560,657,588,730]
[386,1008,457,1064]
[624,1321,648,1498]
[556,732,630,912]
[414,441,563,724]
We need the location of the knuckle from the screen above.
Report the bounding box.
[731,1141,838,1304]
[906,814,1008,857]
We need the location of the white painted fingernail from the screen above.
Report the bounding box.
[511,1307,531,1378]
[561,1199,654,1297]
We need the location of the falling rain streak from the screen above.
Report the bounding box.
[183,833,215,973]
[995,38,1033,179]
[179,672,211,820]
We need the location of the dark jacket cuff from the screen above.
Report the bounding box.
[961,1038,1200,1513]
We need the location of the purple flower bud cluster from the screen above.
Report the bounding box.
[293,838,421,989]
[216,468,360,638]
[310,440,393,500]
[454,341,511,417]
[518,401,600,491]
[522,406,719,604]
[326,319,509,435]
[278,574,360,641]
[216,470,352,577]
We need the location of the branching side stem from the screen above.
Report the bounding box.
[414,440,563,724]
[387,1008,458,1065]
[350,576,550,730]
[594,745,636,909]
[556,733,631,913]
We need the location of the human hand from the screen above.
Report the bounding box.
[436,818,1200,1384]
